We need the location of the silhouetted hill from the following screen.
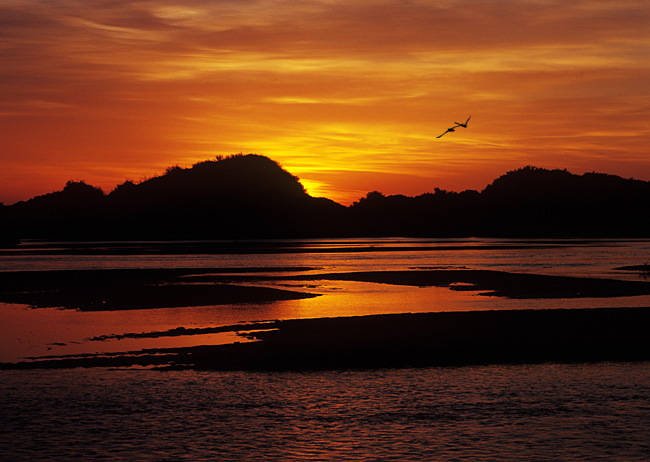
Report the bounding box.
[347,189,481,237]
[100,154,345,239]
[112,155,306,207]
[9,154,346,240]
[345,166,650,238]
[6,157,650,241]
[477,166,650,236]
[7,180,106,241]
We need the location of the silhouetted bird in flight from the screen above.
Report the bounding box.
[436,126,456,138]
[436,115,471,138]
[454,115,471,128]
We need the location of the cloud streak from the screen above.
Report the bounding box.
[1,0,649,204]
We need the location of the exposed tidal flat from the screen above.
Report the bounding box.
[0,268,650,370]
[2,238,650,459]
[2,268,650,370]
[2,238,650,368]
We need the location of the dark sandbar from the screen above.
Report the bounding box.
[616,264,650,275]
[190,269,650,299]
[0,268,318,310]
[307,270,650,298]
[4,268,650,311]
[3,308,650,370]
[3,268,650,370]
[189,308,650,370]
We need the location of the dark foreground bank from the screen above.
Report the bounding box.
[3,308,650,370]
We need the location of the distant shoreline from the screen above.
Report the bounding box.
[0,237,615,256]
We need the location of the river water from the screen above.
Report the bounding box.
[1,238,650,460]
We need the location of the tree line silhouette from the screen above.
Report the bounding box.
[3,154,650,243]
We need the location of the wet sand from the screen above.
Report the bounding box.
[0,268,318,310]
[190,308,650,370]
[288,269,650,299]
[2,268,650,370]
[2,308,650,370]
[3,267,650,310]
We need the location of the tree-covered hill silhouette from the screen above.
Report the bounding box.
[346,166,650,237]
[8,154,346,240]
[101,154,347,239]
[479,166,650,236]
[5,155,650,242]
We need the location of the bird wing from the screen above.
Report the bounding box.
[436,129,449,138]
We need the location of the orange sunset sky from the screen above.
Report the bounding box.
[1,0,649,205]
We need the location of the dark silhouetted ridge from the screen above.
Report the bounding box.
[5,158,650,241]
[9,154,345,240]
[118,155,306,206]
[477,166,650,236]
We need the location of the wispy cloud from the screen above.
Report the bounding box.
[1,0,649,204]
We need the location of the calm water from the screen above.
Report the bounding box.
[2,238,649,278]
[1,238,650,460]
[2,363,650,461]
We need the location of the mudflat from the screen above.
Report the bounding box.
[0,267,319,310]
[288,269,650,299]
[2,308,650,370]
[2,267,650,370]
[189,308,650,370]
[3,268,650,311]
